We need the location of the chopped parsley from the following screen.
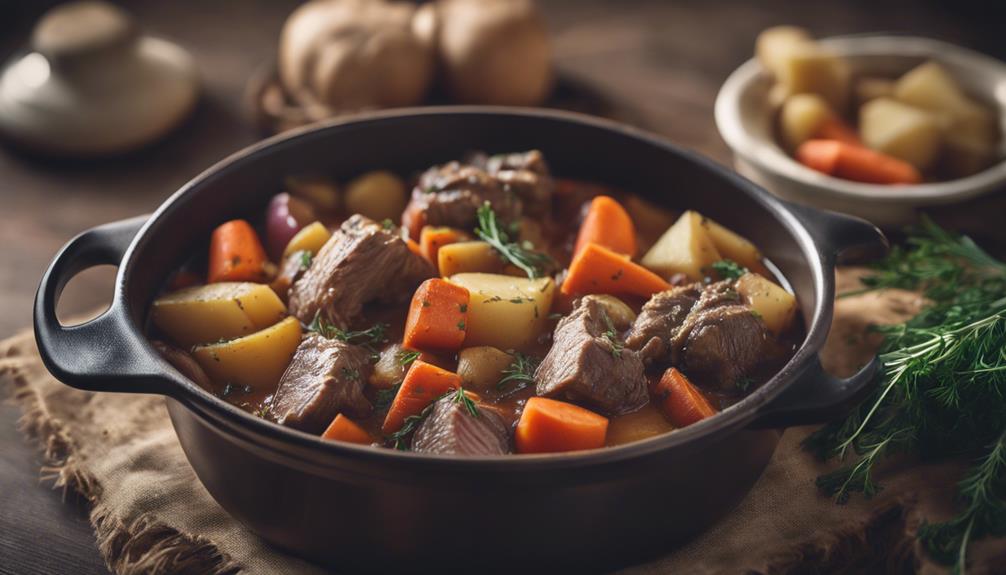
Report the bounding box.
[711,259,748,281]
[299,250,313,270]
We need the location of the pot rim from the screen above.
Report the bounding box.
[117,107,832,468]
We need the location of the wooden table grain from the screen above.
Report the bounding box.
[0,1,1001,573]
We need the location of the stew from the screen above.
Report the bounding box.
[147,150,801,455]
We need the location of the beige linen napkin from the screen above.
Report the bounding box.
[2,268,1004,574]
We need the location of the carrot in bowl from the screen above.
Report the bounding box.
[573,195,637,257]
[208,219,269,283]
[515,397,609,453]
[654,368,717,427]
[796,139,921,185]
[814,117,862,147]
[562,242,671,298]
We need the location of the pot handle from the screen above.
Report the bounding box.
[787,202,888,263]
[33,216,173,396]
[749,357,879,428]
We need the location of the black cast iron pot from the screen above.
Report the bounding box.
[35,108,886,573]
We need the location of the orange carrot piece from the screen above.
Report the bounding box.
[402,279,470,351]
[402,202,426,240]
[208,220,269,283]
[814,117,862,146]
[796,139,921,185]
[654,368,717,427]
[574,195,637,257]
[561,242,671,298]
[419,226,468,267]
[382,360,462,434]
[406,237,422,256]
[322,414,373,445]
[515,397,609,453]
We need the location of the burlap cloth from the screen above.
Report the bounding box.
[2,268,1005,574]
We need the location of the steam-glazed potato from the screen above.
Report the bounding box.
[756,26,849,110]
[449,273,555,350]
[860,98,942,171]
[152,282,287,348]
[702,218,770,277]
[192,316,303,391]
[457,346,514,390]
[755,26,812,78]
[736,273,797,335]
[641,211,721,281]
[779,93,834,150]
[437,241,506,277]
[344,171,408,222]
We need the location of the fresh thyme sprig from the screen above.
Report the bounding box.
[453,386,479,417]
[474,203,554,279]
[396,349,421,367]
[496,352,539,397]
[307,312,388,346]
[386,391,450,450]
[599,309,624,359]
[804,218,1006,573]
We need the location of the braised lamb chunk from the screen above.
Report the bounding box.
[270,334,373,433]
[482,150,553,218]
[411,394,510,456]
[625,284,703,362]
[402,161,523,233]
[677,305,770,390]
[270,249,311,301]
[534,297,648,415]
[288,215,435,328]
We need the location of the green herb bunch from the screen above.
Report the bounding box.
[475,203,554,279]
[804,218,1006,573]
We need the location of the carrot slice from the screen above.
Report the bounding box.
[419,226,469,268]
[382,360,462,434]
[796,139,921,185]
[654,368,717,427]
[208,220,269,283]
[561,242,671,298]
[515,397,609,453]
[574,195,637,257]
[402,279,470,351]
[815,117,862,146]
[322,414,373,445]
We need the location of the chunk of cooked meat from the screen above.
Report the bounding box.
[411,394,510,456]
[534,296,648,415]
[270,334,373,433]
[151,340,211,388]
[270,249,310,301]
[625,284,702,361]
[677,305,770,390]
[482,150,553,218]
[403,160,523,233]
[288,215,435,328]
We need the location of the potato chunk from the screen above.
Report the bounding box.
[284,221,331,258]
[449,273,555,350]
[437,241,505,277]
[736,273,797,335]
[457,346,514,390]
[702,218,770,277]
[152,282,287,347]
[343,171,407,222]
[192,316,302,391]
[894,62,995,136]
[860,98,942,171]
[756,26,812,78]
[779,93,834,150]
[641,211,721,281]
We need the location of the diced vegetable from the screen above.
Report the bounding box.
[796,139,922,184]
[736,272,797,335]
[654,368,717,427]
[457,346,513,390]
[755,26,812,78]
[192,316,302,392]
[370,343,410,389]
[605,404,675,446]
[382,360,462,434]
[779,93,834,149]
[322,414,373,445]
[580,294,636,330]
[403,278,471,351]
[573,195,637,257]
[701,217,770,277]
[623,195,678,245]
[344,170,407,222]
[449,273,555,350]
[515,397,609,454]
[565,243,671,297]
[437,241,506,277]
[854,76,895,106]
[286,176,340,212]
[283,221,331,258]
[641,211,721,281]
[776,45,850,111]
[893,62,995,139]
[860,98,942,171]
[265,193,316,260]
[419,226,469,267]
[208,219,270,283]
[152,282,287,347]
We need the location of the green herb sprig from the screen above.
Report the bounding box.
[599,309,624,359]
[496,352,540,397]
[307,312,388,346]
[453,386,479,417]
[474,203,554,279]
[804,217,1006,573]
[710,259,748,281]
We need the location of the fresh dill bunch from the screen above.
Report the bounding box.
[496,352,540,397]
[804,217,1006,573]
[474,203,554,279]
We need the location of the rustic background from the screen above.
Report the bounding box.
[1,1,1002,573]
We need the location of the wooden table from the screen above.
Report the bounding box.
[0,1,1000,573]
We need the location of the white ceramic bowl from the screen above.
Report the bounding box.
[715,35,1006,227]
